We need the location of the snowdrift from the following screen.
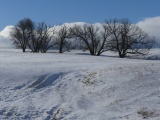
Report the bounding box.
[0,49,160,120]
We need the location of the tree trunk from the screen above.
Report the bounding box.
[119,53,125,58]
[59,44,63,53]
[89,50,96,56]
[23,48,25,52]
[59,39,64,53]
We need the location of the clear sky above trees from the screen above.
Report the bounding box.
[0,0,160,30]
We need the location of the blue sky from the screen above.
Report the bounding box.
[0,0,160,30]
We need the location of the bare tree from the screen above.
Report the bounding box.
[27,23,41,53]
[27,22,55,53]
[105,18,154,58]
[71,24,110,56]
[36,22,55,53]
[55,25,72,53]
[11,18,35,52]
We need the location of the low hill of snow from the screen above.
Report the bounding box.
[0,49,160,120]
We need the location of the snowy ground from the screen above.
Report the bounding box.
[0,49,160,120]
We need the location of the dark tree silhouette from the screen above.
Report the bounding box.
[38,23,55,53]
[55,25,72,53]
[71,24,110,56]
[28,22,55,53]
[105,18,154,58]
[11,18,35,52]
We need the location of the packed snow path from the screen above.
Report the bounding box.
[0,49,160,120]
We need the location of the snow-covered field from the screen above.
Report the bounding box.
[0,49,160,120]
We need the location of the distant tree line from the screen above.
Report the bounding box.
[11,18,155,58]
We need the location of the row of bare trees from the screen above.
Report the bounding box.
[11,18,54,53]
[11,18,155,58]
[105,19,154,58]
[11,18,72,53]
[71,24,110,56]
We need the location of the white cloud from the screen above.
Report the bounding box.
[0,26,14,48]
[136,16,160,41]
[0,25,14,38]
[53,22,86,30]
[0,18,160,48]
